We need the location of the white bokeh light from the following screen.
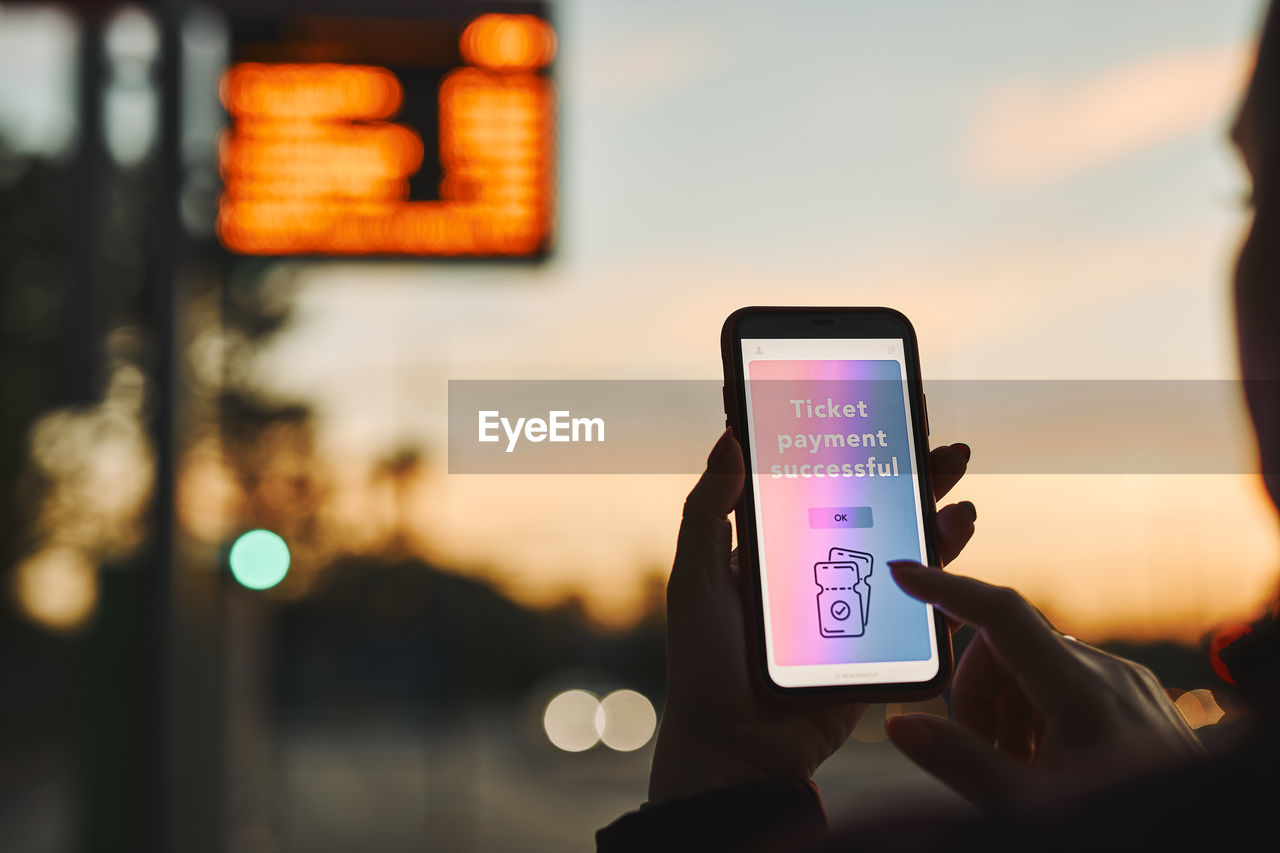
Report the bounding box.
[543,690,602,752]
[595,689,657,752]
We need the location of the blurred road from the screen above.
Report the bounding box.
[231,707,970,853]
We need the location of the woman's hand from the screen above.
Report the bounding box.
[648,431,976,801]
[885,563,1205,813]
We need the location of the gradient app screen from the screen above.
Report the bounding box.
[741,338,939,688]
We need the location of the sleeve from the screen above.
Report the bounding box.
[596,779,827,853]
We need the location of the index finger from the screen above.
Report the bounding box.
[929,443,970,502]
[671,431,744,595]
[890,562,1083,711]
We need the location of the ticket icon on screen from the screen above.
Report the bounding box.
[814,547,873,638]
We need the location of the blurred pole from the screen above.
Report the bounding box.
[72,11,145,853]
[147,2,229,850]
[68,12,105,403]
[225,582,275,853]
[144,0,184,849]
[66,2,224,851]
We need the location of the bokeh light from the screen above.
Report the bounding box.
[1174,688,1226,729]
[853,697,950,743]
[885,695,949,721]
[595,689,657,751]
[542,689,601,752]
[850,702,890,743]
[460,14,556,71]
[14,546,98,633]
[228,529,291,590]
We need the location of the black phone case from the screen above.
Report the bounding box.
[719,306,953,700]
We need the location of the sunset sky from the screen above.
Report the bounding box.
[252,0,1279,640]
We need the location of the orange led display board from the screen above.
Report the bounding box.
[217,12,556,258]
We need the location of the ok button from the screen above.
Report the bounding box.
[808,506,873,529]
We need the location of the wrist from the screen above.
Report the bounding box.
[647,714,781,801]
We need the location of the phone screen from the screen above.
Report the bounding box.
[739,337,939,689]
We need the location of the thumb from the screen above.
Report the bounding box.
[673,431,744,590]
[683,430,744,520]
[887,714,1032,814]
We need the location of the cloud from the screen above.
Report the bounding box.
[962,41,1255,187]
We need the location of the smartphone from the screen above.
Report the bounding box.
[720,306,952,698]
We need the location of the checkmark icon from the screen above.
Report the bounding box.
[814,547,873,638]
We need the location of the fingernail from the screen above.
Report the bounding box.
[888,715,934,751]
[959,500,977,522]
[889,561,932,590]
[954,443,971,462]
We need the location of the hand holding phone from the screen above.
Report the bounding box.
[721,306,954,697]
[648,308,977,800]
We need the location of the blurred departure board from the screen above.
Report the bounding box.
[218,6,555,258]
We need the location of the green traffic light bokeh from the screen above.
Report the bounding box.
[228,529,291,590]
